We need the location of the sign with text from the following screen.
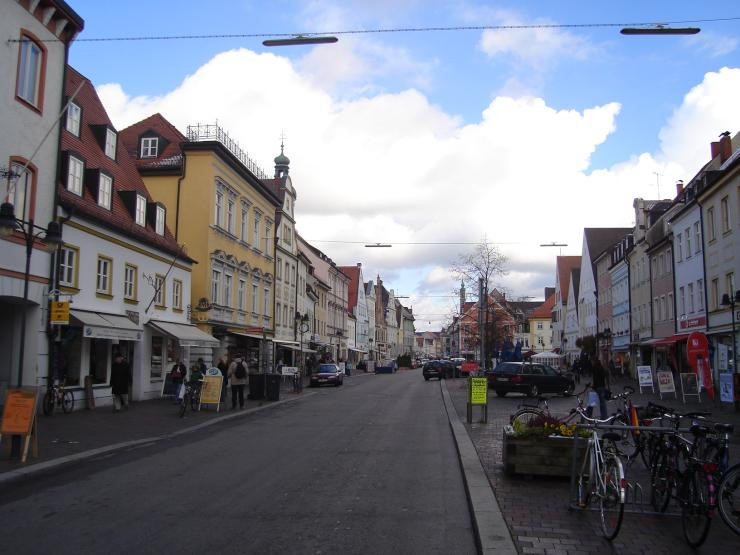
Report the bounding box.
[206,367,222,377]
[0,389,38,435]
[719,372,734,403]
[468,377,488,406]
[637,366,653,391]
[656,370,676,398]
[49,301,70,325]
[199,375,223,409]
[281,366,298,376]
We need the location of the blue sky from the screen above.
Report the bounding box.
[66,1,740,329]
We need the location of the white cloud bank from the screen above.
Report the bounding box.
[96,49,740,331]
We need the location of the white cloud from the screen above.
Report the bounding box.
[97,49,740,332]
[685,32,739,58]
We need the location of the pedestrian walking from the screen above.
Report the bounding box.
[228,356,248,409]
[111,353,132,412]
[217,355,229,403]
[592,358,609,419]
[170,358,187,404]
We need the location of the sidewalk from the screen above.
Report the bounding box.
[0,373,371,481]
[445,376,740,554]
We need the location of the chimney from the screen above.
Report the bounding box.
[719,131,732,163]
[675,180,684,197]
[711,141,720,159]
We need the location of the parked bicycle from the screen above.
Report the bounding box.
[510,384,589,427]
[718,462,740,536]
[178,380,202,418]
[574,408,626,541]
[42,376,74,416]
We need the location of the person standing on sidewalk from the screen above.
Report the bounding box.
[217,355,229,404]
[228,356,247,409]
[592,358,610,419]
[170,358,187,404]
[111,353,132,412]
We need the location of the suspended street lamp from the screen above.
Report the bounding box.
[620,25,700,35]
[263,35,338,47]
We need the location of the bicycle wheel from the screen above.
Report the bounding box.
[510,409,545,428]
[190,388,200,411]
[718,463,740,536]
[61,391,74,413]
[682,470,712,547]
[42,391,54,416]
[179,393,188,418]
[651,451,672,512]
[600,455,625,540]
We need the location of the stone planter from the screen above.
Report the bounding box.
[502,425,587,477]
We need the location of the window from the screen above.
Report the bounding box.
[173,279,182,310]
[654,298,660,321]
[707,207,716,241]
[16,34,44,108]
[140,137,158,158]
[104,129,117,159]
[727,273,736,303]
[537,322,543,330]
[285,262,290,284]
[685,230,691,258]
[694,222,702,254]
[252,284,258,313]
[253,213,261,249]
[276,302,282,325]
[7,162,33,221]
[215,191,223,227]
[135,195,146,226]
[67,155,84,195]
[283,224,292,245]
[96,256,112,296]
[238,278,246,311]
[226,199,234,234]
[66,102,81,136]
[154,274,165,307]
[688,283,695,313]
[212,269,221,305]
[277,257,283,280]
[283,304,288,326]
[697,279,704,311]
[666,248,671,272]
[680,286,685,316]
[667,293,673,319]
[676,234,682,261]
[224,273,233,307]
[660,296,666,322]
[291,265,296,286]
[155,205,165,235]
[98,173,112,209]
[265,222,272,254]
[711,278,719,310]
[240,206,249,241]
[264,288,270,317]
[721,196,731,233]
[124,264,137,300]
[59,246,78,288]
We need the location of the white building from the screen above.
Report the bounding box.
[564,268,581,363]
[365,280,377,360]
[0,1,83,398]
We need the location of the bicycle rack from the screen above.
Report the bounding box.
[568,422,684,516]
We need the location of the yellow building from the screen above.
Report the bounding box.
[528,294,556,353]
[121,117,281,369]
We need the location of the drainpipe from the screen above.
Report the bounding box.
[174,146,187,241]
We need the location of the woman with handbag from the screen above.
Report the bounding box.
[170,359,187,404]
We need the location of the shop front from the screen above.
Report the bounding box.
[273,339,300,368]
[226,331,273,374]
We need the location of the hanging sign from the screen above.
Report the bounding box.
[49,301,70,325]
[719,372,734,403]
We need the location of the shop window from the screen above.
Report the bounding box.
[16,32,46,110]
[89,338,109,384]
[151,336,163,379]
[59,327,82,385]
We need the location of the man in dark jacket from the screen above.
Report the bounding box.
[111,353,132,412]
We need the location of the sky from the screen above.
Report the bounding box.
[66,1,740,331]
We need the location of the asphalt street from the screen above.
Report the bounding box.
[0,370,477,555]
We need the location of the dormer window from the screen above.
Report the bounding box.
[66,155,84,195]
[105,129,117,159]
[135,194,146,226]
[66,102,81,136]
[98,173,112,209]
[155,205,165,235]
[141,137,158,158]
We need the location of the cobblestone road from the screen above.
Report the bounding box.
[446,377,740,554]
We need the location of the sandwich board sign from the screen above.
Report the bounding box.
[680,373,700,403]
[656,370,676,400]
[637,366,654,393]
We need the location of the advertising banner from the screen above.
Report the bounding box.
[719,372,734,403]
[637,366,653,392]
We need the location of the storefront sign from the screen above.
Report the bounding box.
[280,366,298,376]
[206,367,222,376]
[656,370,676,398]
[49,301,70,325]
[637,366,653,391]
[199,375,223,409]
[84,325,142,341]
[468,377,488,405]
[719,372,734,403]
[680,373,700,403]
[126,310,140,325]
[679,316,706,329]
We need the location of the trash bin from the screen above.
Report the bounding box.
[248,373,265,400]
[265,374,281,401]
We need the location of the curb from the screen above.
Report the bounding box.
[440,379,517,555]
[0,391,317,486]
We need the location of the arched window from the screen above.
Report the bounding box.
[16,30,47,112]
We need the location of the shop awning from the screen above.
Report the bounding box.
[651,334,690,347]
[348,347,368,353]
[70,309,143,341]
[273,340,300,346]
[147,320,219,347]
[230,331,266,340]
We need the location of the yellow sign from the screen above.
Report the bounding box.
[49,301,70,325]
[1,389,38,435]
[469,377,488,406]
[199,375,223,407]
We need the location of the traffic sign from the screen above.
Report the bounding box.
[49,301,70,325]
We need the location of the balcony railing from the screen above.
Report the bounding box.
[186,123,270,180]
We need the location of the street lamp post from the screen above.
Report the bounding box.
[295,312,310,392]
[0,201,62,457]
[721,290,740,409]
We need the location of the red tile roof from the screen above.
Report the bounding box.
[59,67,190,261]
[556,256,581,304]
[338,265,360,312]
[530,293,556,319]
[119,113,186,171]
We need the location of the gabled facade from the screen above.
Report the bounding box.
[121,115,280,371]
[339,263,369,362]
[365,280,377,360]
[551,256,580,352]
[564,268,581,362]
[299,235,330,356]
[529,294,555,353]
[55,67,215,405]
[609,234,633,372]
[1,1,83,392]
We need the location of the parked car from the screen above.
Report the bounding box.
[486,362,574,397]
[422,361,445,381]
[309,364,344,387]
